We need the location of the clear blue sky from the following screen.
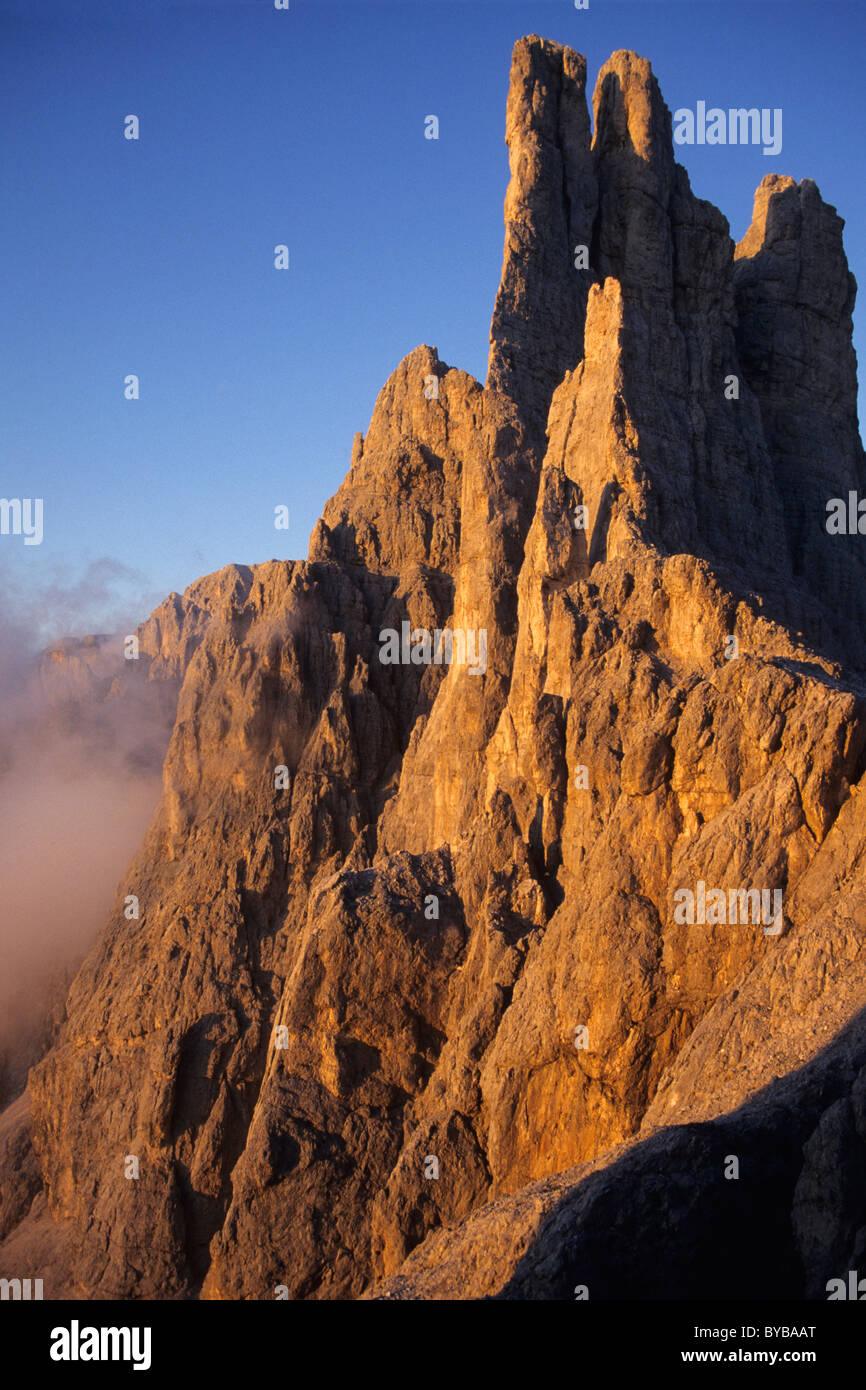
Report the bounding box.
[2,0,864,636]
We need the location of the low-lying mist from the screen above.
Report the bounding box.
[0,560,174,1109]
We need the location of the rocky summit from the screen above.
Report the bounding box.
[3,36,866,1302]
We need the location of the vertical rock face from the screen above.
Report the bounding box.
[489,41,866,654]
[3,37,866,1302]
[734,175,866,640]
[487,37,596,439]
[588,51,789,584]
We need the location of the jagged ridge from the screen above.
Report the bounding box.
[2,37,866,1302]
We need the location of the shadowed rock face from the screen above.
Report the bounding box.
[486,38,596,443]
[733,175,866,622]
[3,36,866,1302]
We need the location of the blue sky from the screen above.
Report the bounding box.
[1,0,864,637]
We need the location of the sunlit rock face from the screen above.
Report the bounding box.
[3,36,866,1302]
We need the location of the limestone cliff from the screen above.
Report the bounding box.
[2,37,866,1301]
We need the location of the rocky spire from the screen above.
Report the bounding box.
[486,36,596,439]
[488,40,866,657]
[590,48,675,297]
[734,174,866,635]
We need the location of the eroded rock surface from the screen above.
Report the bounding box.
[3,37,866,1301]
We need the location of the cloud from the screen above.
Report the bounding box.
[0,556,163,654]
[0,559,173,1108]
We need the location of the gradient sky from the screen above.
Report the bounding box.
[2,0,864,636]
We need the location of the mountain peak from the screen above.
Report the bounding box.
[4,34,866,1309]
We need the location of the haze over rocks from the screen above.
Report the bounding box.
[2,36,866,1301]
